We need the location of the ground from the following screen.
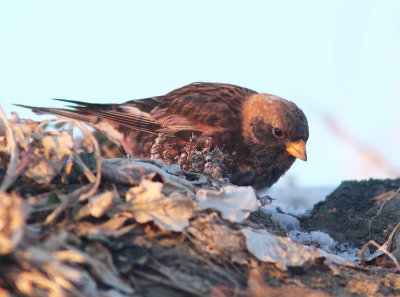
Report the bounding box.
[0,116,400,297]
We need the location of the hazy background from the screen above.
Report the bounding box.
[1,0,399,190]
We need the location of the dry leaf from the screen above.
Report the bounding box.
[25,157,63,184]
[55,249,134,294]
[42,130,73,161]
[13,247,97,297]
[196,185,259,223]
[22,128,73,185]
[187,213,247,263]
[0,287,11,297]
[102,158,195,195]
[241,227,318,270]
[72,216,136,238]
[0,113,40,151]
[0,192,25,254]
[89,191,115,218]
[124,180,196,232]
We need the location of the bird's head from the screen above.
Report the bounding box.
[241,93,309,164]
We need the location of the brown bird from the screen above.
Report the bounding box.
[17,82,309,190]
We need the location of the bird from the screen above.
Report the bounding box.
[16,82,309,190]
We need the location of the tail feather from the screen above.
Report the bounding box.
[15,97,205,140]
[14,100,161,135]
[14,104,91,123]
[52,98,116,109]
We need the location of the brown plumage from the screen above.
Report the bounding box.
[17,82,309,190]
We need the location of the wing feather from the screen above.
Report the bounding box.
[16,82,257,141]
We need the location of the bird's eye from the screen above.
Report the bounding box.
[273,127,283,138]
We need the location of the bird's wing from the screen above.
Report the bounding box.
[16,98,163,135]
[124,82,258,138]
[164,82,257,127]
[16,82,257,140]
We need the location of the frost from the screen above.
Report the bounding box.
[288,230,360,263]
[263,208,300,231]
[196,185,259,223]
[289,230,336,252]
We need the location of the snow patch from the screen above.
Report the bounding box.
[262,208,300,231]
[288,230,360,263]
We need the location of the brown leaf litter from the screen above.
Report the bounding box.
[0,108,400,297]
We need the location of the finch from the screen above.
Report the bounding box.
[17,82,309,190]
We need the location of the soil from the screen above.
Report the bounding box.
[290,178,400,297]
[300,178,400,248]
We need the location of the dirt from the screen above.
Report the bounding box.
[300,178,400,248]
[291,178,400,297]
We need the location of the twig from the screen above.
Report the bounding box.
[0,106,19,191]
[45,118,102,223]
[72,152,97,183]
[69,120,102,201]
[45,184,95,224]
[359,240,400,271]
[368,188,400,237]
[387,221,400,253]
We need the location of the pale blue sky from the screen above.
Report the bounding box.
[1,1,399,187]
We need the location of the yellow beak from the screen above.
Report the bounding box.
[286,140,307,161]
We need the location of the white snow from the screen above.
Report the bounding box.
[288,230,360,263]
[262,208,300,231]
[260,183,361,263]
